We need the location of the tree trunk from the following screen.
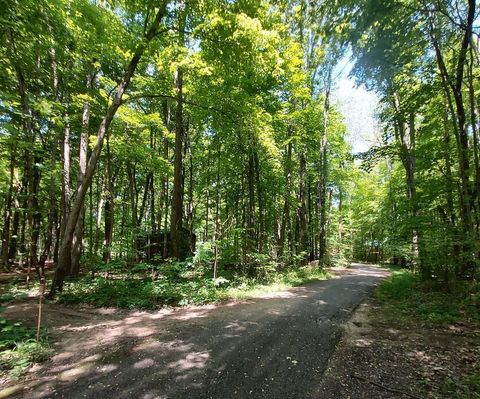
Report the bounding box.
[170,4,187,259]
[254,151,264,252]
[213,142,222,278]
[318,88,330,261]
[297,151,308,257]
[48,4,168,296]
[71,67,95,276]
[60,122,71,244]
[39,143,58,272]
[187,130,195,253]
[170,64,185,259]
[1,150,15,269]
[127,162,139,259]
[162,138,170,258]
[103,136,114,264]
[247,150,256,251]
[393,94,418,267]
[468,45,480,232]
[8,196,20,263]
[205,146,211,241]
[278,130,292,258]
[430,2,476,276]
[28,151,42,279]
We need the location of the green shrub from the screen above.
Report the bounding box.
[442,372,480,399]
[0,317,49,377]
[193,241,215,268]
[375,270,480,325]
[59,261,331,309]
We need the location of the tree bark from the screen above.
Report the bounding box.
[247,150,256,251]
[103,135,114,264]
[297,151,308,257]
[170,5,187,259]
[278,128,292,258]
[429,2,476,276]
[49,4,169,296]
[60,121,71,244]
[71,66,95,275]
[393,94,418,266]
[318,87,330,261]
[186,130,195,253]
[1,150,15,269]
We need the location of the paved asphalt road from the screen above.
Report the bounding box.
[5,264,388,399]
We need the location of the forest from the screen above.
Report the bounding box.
[1,0,480,396]
[0,0,479,309]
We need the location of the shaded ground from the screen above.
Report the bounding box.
[318,295,480,398]
[1,264,388,399]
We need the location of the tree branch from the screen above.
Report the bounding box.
[124,93,239,122]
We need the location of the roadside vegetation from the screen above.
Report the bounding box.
[1,259,331,310]
[59,262,331,309]
[1,0,479,395]
[374,269,480,398]
[376,268,480,326]
[0,318,49,378]
[0,295,49,379]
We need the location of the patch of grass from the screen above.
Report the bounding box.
[375,270,480,398]
[224,266,331,300]
[0,287,50,378]
[0,317,50,377]
[60,277,219,308]
[59,265,331,309]
[375,269,480,325]
[442,372,480,399]
[0,283,37,303]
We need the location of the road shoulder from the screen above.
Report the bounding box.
[316,283,480,398]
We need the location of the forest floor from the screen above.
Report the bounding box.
[0,263,388,398]
[318,270,480,399]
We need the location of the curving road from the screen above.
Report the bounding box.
[3,264,388,398]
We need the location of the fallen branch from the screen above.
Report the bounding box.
[351,373,423,399]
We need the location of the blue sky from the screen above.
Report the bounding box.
[332,54,381,154]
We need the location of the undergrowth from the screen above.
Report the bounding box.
[375,269,480,325]
[442,372,480,399]
[0,283,50,377]
[374,269,480,399]
[0,291,50,378]
[58,264,331,309]
[0,317,50,377]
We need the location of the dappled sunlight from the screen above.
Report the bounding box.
[255,290,303,299]
[386,328,401,335]
[167,351,210,372]
[170,309,210,321]
[408,350,433,363]
[95,308,118,315]
[224,321,248,331]
[353,338,374,347]
[98,363,118,373]
[132,339,163,352]
[133,358,156,369]
[58,363,94,382]
[50,351,75,362]
[148,309,176,320]
[0,263,388,398]
[348,264,389,278]
[224,320,259,332]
